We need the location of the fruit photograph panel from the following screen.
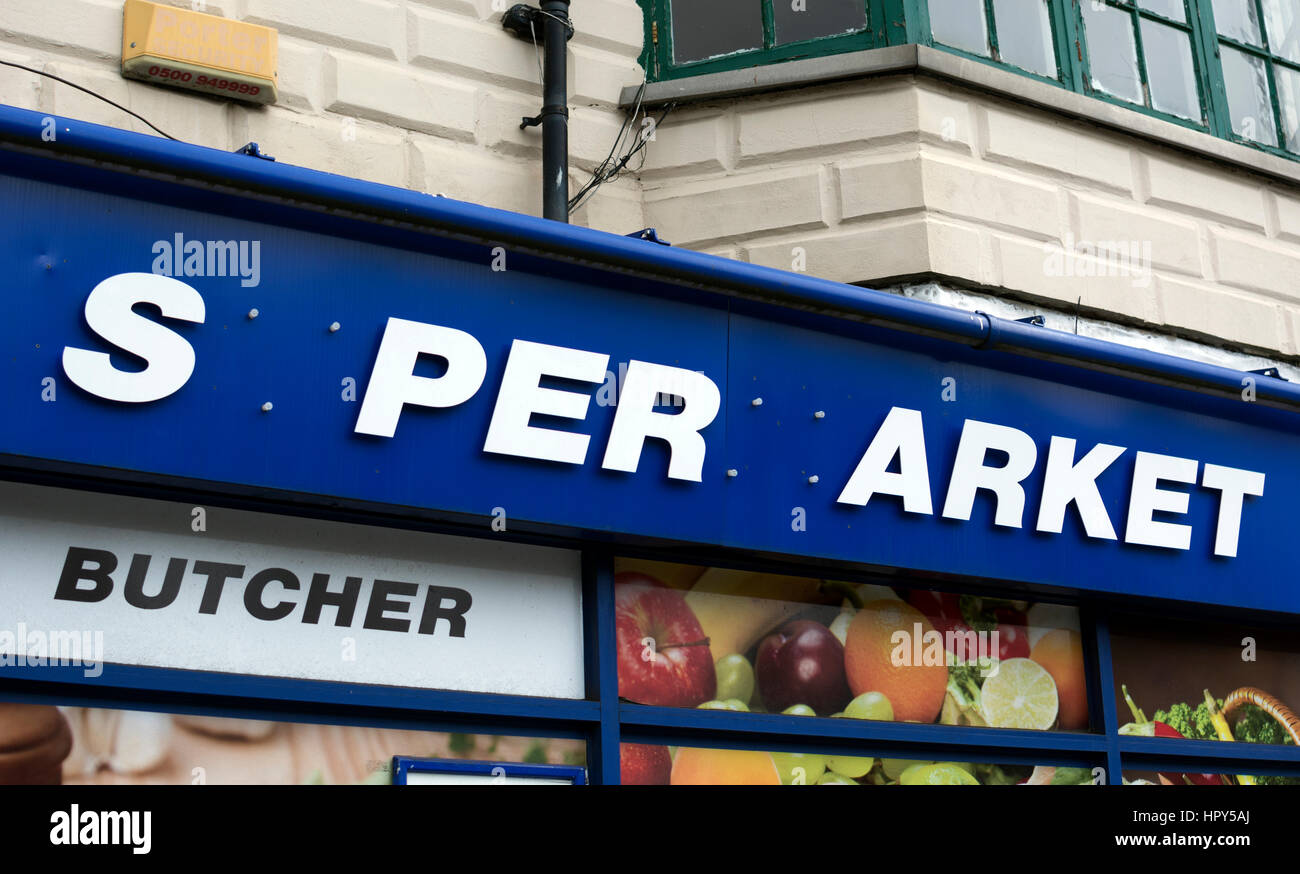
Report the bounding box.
[621,742,1097,786]
[614,559,1090,733]
[1110,615,1300,781]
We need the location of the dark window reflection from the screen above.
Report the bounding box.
[773,0,867,45]
[670,0,765,64]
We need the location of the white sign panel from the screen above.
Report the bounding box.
[0,482,584,698]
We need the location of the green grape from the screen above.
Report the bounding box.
[883,759,929,781]
[697,699,749,711]
[843,691,894,721]
[714,654,755,704]
[826,753,875,778]
[772,752,827,785]
[782,704,816,717]
[817,772,860,785]
[900,763,979,785]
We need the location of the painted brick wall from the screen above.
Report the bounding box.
[0,0,647,228]
[640,75,1300,360]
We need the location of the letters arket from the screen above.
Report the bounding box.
[837,406,1265,558]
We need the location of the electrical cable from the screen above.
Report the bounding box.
[0,58,179,141]
[568,80,674,214]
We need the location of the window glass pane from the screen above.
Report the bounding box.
[1262,0,1300,62]
[1110,615,1300,753]
[993,0,1057,77]
[670,0,764,64]
[613,558,1090,733]
[773,0,867,46]
[0,700,584,785]
[1213,0,1263,45]
[1221,45,1279,144]
[1081,2,1143,103]
[1139,0,1187,22]
[1141,19,1201,119]
[1275,63,1300,150]
[929,0,991,56]
[626,743,1097,785]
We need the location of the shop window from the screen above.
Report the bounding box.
[613,558,1090,734]
[622,741,1095,785]
[0,700,584,785]
[1109,615,1300,759]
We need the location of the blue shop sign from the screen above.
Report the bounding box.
[1,105,1297,616]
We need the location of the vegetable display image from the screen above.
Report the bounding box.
[1111,617,1300,786]
[613,558,1089,739]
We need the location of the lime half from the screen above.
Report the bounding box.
[979,658,1059,730]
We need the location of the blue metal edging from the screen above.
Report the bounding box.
[391,756,586,785]
[3,104,1299,412]
[0,662,599,733]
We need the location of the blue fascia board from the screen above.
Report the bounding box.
[4,103,1296,412]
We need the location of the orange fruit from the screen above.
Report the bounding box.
[843,600,947,723]
[670,747,781,785]
[1030,629,1088,730]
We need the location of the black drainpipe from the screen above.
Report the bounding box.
[504,2,574,222]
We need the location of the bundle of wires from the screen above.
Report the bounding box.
[568,80,674,214]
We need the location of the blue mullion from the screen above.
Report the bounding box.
[1119,755,1300,778]
[620,703,1107,753]
[0,663,600,726]
[582,549,621,784]
[0,676,595,742]
[1118,733,1300,764]
[1089,615,1125,785]
[618,725,1100,769]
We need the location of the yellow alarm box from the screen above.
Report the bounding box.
[121,0,277,105]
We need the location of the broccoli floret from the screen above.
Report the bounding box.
[1155,700,1225,740]
[1256,775,1300,786]
[1232,703,1294,745]
[1153,702,1203,739]
[1192,700,1222,740]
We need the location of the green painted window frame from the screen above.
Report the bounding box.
[638,0,1300,161]
[1205,0,1300,153]
[637,0,887,81]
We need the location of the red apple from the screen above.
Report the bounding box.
[755,619,850,716]
[615,573,715,707]
[619,743,672,785]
